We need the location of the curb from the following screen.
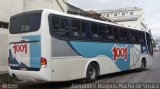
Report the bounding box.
[0,72,8,78]
[0,71,8,75]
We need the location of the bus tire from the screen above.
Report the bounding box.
[85,63,98,83]
[138,59,146,72]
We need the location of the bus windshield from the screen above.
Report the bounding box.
[9,11,42,34]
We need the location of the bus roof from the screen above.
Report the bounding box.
[43,9,148,32]
[11,9,149,33]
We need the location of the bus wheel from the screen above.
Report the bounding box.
[138,59,146,72]
[141,60,146,70]
[85,63,98,83]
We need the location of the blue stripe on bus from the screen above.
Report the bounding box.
[9,49,19,66]
[68,41,133,71]
[67,41,82,56]
[22,35,41,68]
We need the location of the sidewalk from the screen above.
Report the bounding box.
[154,51,160,55]
[0,71,7,75]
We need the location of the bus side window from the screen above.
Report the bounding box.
[139,32,145,43]
[107,25,114,40]
[71,19,81,38]
[130,30,140,43]
[52,16,60,31]
[112,27,119,41]
[135,31,139,43]
[146,33,153,55]
[52,16,70,38]
[81,21,90,38]
[119,28,128,42]
[61,18,70,37]
[130,30,136,42]
[99,24,107,40]
[91,23,99,39]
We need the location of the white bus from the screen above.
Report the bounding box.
[8,9,153,82]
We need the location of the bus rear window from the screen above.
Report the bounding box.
[9,12,42,34]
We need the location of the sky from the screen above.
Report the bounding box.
[67,0,160,37]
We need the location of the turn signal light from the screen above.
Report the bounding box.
[40,57,47,68]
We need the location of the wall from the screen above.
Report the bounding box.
[0,0,67,22]
[0,28,8,71]
[0,0,23,22]
[24,0,67,12]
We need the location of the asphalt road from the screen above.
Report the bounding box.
[17,52,160,89]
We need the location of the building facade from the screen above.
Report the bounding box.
[0,0,68,23]
[97,7,148,31]
[66,3,112,22]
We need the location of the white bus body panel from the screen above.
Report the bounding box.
[51,56,121,81]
